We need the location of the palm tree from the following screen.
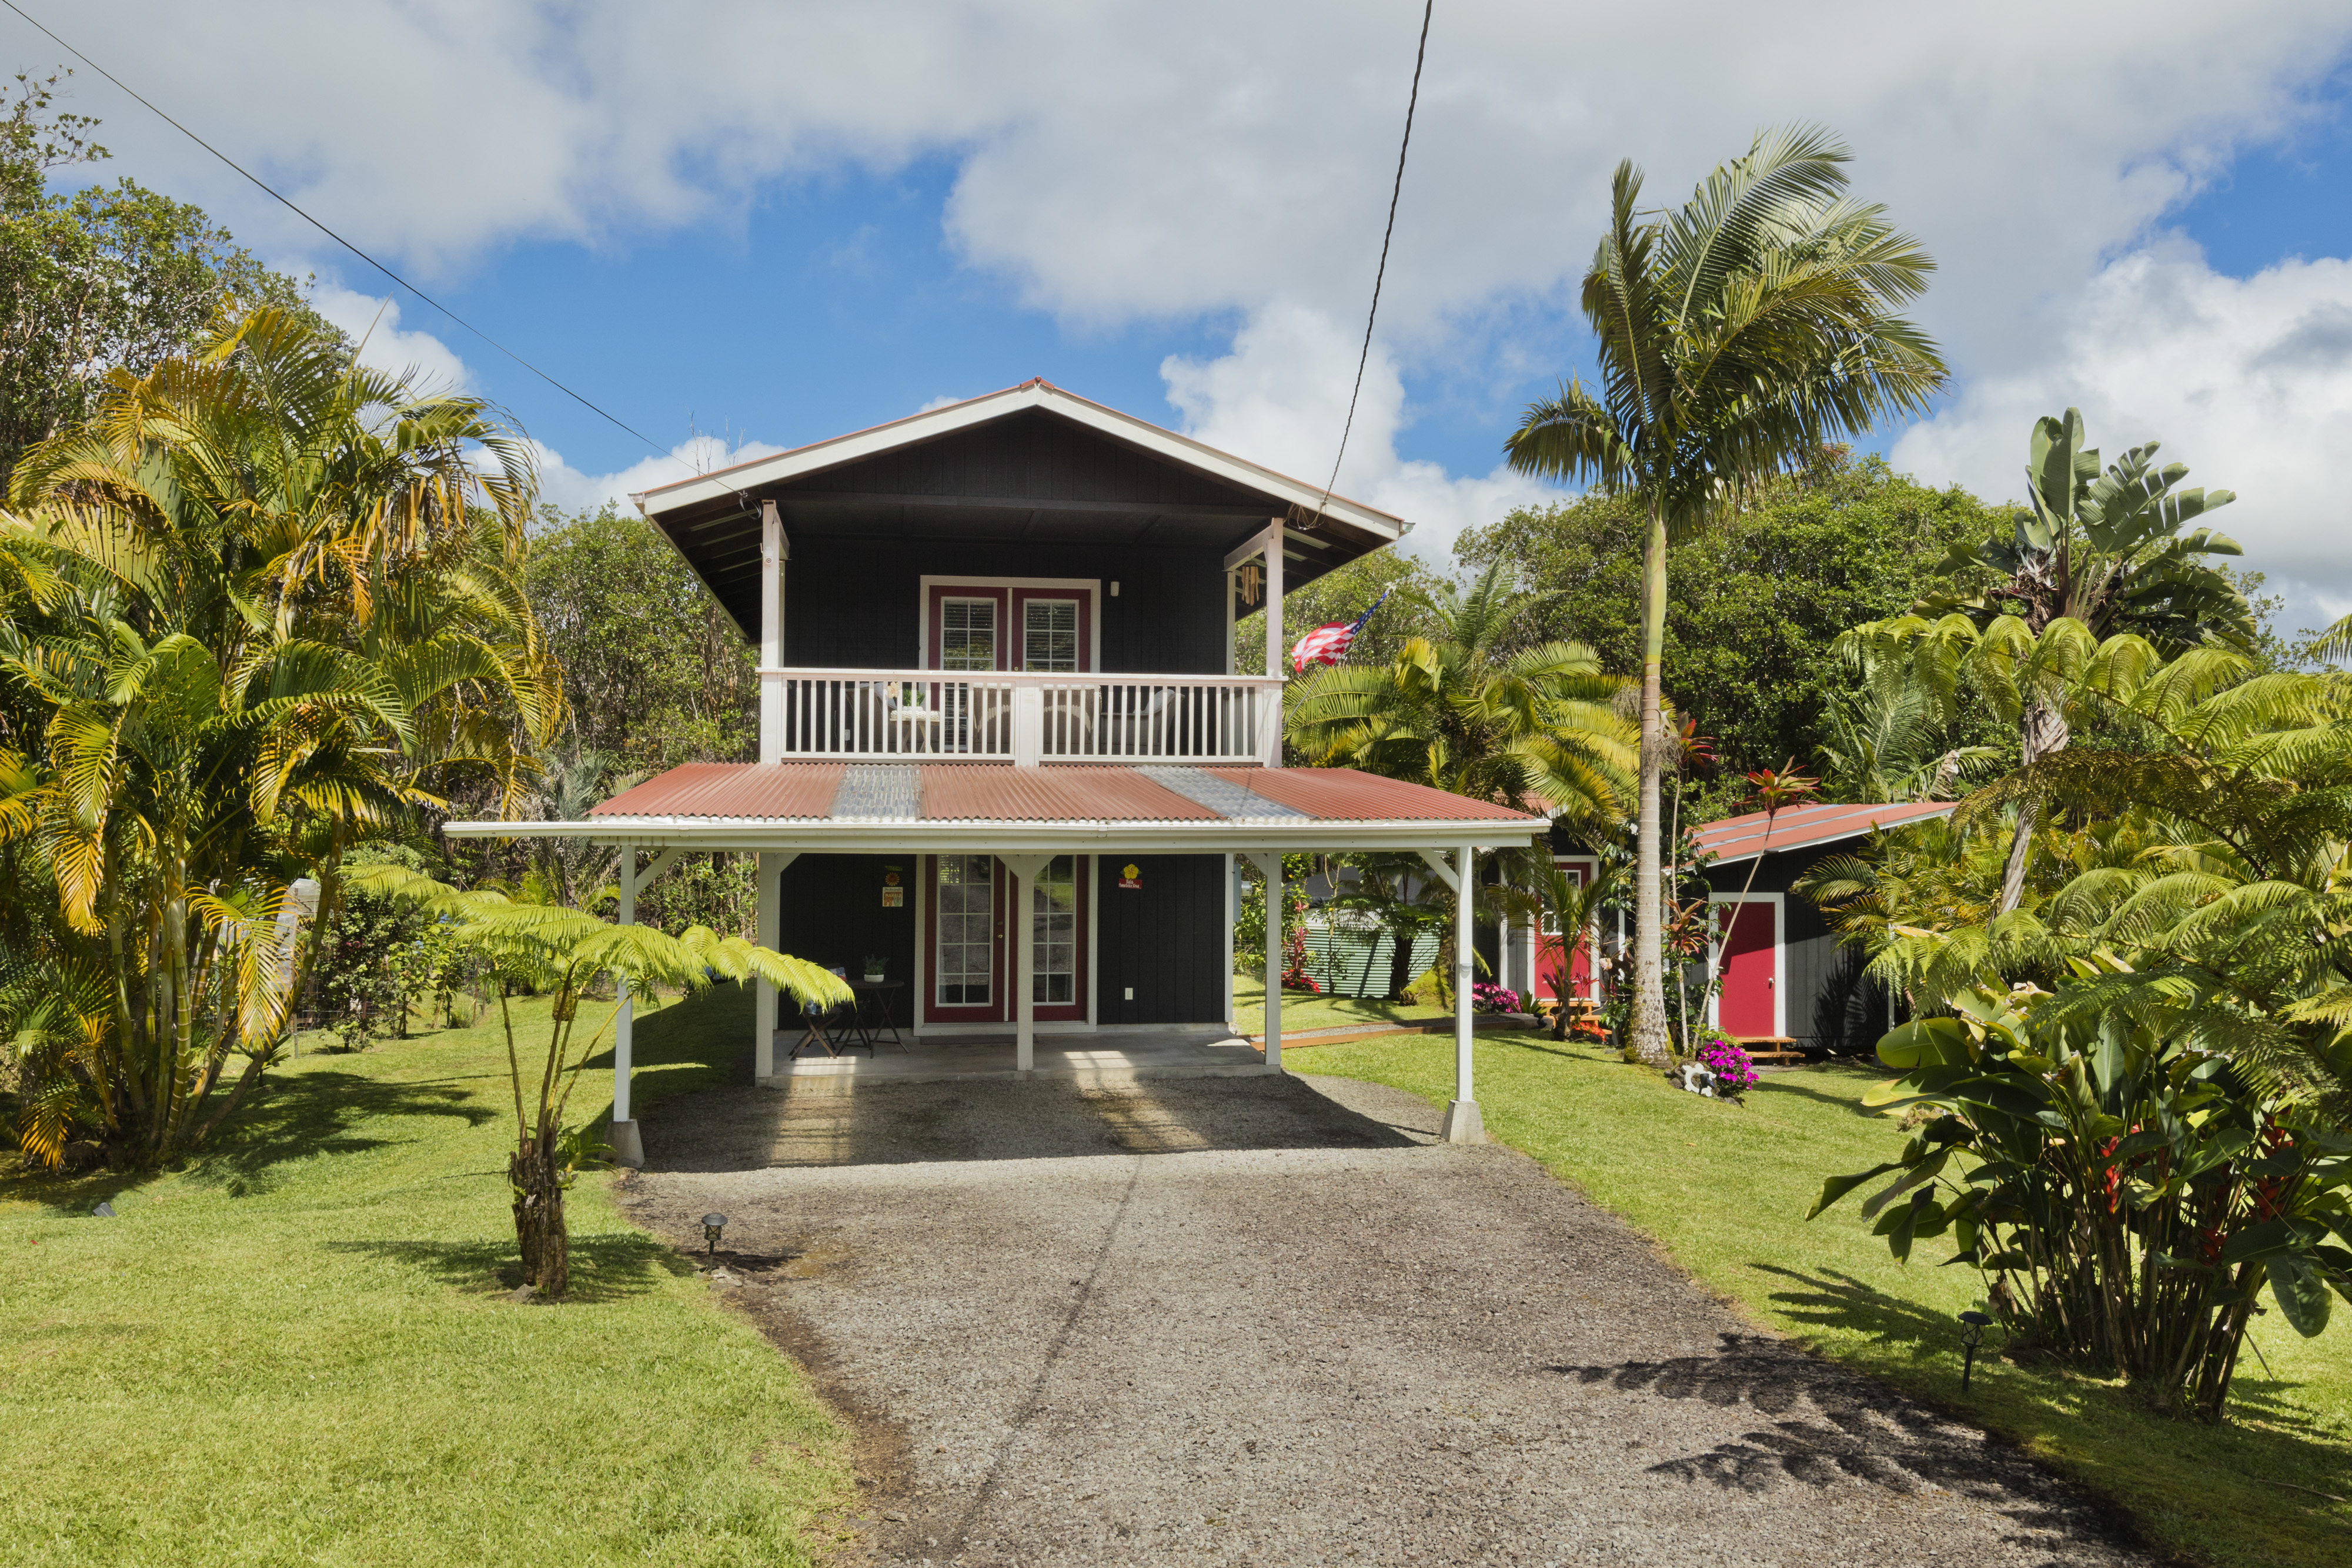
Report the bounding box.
[0,305,562,1168]
[1504,125,1946,1065]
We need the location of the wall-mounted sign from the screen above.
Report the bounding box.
[1118,862,1142,890]
[882,866,902,886]
[881,887,904,908]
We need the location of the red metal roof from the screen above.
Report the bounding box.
[1205,767,1540,824]
[920,766,1218,822]
[590,763,845,820]
[1692,800,1956,861]
[579,763,1541,827]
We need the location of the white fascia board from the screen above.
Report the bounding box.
[442,817,1539,854]
[635,382,1407,543]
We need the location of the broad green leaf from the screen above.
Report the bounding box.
[2268,1255,2333,1338]
[1807,1163,1901,1220]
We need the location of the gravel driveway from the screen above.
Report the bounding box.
[624,1072,2148,1567]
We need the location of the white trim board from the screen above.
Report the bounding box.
[633,379,1408,543]
[1705,891,1786,1041]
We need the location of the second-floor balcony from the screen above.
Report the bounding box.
[763,668,1285,766]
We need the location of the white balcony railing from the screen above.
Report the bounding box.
[761,668,1285,766]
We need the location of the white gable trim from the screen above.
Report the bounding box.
[631,380,1408,541]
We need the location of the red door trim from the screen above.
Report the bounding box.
[922,853,1008,1026]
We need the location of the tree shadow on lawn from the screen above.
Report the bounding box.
[1753,1259,1980,1359]
[196,1071,500,1199]
[326,1226,699,1303]
[5,1072,499,1213]
[1750,1072,1896,1118]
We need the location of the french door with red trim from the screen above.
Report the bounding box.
[923,583,1094,674]
[921,853,1090,1026]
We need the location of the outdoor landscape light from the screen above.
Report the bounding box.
[701,1213,728,1257]
[1959,1310,1993,1390]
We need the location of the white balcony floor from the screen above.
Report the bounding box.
[759,1025,1275,1085]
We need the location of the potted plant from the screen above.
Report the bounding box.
[861,953,887,982]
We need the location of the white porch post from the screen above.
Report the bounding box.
[1418,844,1485,1143]
[757,500,787,764]
[1002,854,1050,1074]
[610,849,644,1168]
[1262,520,1284,766]
[754,850,787,1078]
[1245,852,1284,1073]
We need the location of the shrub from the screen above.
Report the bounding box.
[1472,981,1521,1014]
[1809,979,2352,1420]
[1695,1031,1759,1092]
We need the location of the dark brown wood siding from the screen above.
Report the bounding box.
[783,538,1230,674]
[771,854,918,1027]
[783,409,1267,509]
[1094,853,1230,1025]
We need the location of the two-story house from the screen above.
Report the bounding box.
[446,380,1544,1163]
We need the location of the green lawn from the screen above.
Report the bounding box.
[0,985,849,1567]
[1232,968,1452,1036]
[1289,1029,2352,1568]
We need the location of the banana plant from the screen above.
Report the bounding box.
[1810,972,2350,1421]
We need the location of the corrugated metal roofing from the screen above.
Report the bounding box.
[1141,765,1311,821]
[1693,800,1956,861]
[590,763,845,820]
[1205,767,1539,824]
[578,762,1542,828]
[919,765,1218,823]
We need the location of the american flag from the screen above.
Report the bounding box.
[1290,589,1391,674]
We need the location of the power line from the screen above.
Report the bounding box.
[1312,0,1434,528]
[0,0,670,460]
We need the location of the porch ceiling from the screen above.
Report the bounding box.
[440,764,1545,853]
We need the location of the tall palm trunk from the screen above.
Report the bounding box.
[1996,696,2070,914]
[1628,502,1673,1066]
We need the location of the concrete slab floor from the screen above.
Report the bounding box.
[625,1073,2150,1567]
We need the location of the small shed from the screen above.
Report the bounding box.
[1692,801,1955,1057]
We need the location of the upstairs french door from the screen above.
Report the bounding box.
[922,580,1096,674]
[921,853,1090,1027]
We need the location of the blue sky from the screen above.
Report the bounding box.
[19,2,2352,628]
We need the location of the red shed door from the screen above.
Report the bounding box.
[1716,900,1777,1038]
[1535,858,1598,1002]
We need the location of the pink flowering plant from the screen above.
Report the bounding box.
[1695,1031,1759,1093]
[1471,981,1521,1014]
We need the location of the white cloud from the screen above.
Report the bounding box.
[64,1,2352,597]
[533,434,789,516]
[306,282,473,392]
[1893,240,2352,631]
[1161,302,1553,563]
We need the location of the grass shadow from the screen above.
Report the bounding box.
[326,1226,698,1303]
[1753,1260,1975,1358]
[194,1070,499,1198]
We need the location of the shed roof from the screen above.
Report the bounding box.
[443,764,1541,853]
[1692,800,1957,864]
